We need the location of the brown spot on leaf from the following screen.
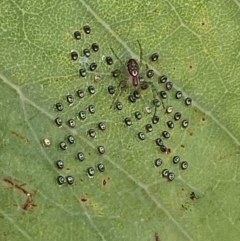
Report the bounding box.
[154,232,160,241]
[103,179,107,186]
[166,148,171,154]
[190,192,196,200]
[81,198,87,202]
[10,131,29,143]
[181,144,185,148]
[3,178,36,211]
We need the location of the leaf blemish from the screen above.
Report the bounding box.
[3,178,36,211]
[190,191,198,200]
[10,131,29,143]
[154,232,160,241]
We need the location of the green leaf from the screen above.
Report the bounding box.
[1,1,240,240]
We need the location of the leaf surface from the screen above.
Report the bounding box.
[0,1,240,240]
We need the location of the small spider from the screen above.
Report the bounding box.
[110,41,164,116]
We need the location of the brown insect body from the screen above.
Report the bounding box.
[127,58,139,87]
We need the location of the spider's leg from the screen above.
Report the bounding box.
[110,47,125,69]
[142,81,165,117]
[110,80,127,109]
[137,40,143,68]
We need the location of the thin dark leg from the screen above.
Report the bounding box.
[141,81,165,117]
[110,80,127,109]
[110,47,125,68]
[137,40,143,68]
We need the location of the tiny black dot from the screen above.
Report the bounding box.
[181,161,188,170]
[152,115,159,124]
[87,167,95,177]
[112,69,121,77]
[116,101,123,110]
[66,95,74,104]
[108,85,115,95]
[159,91,167,99]
[56,160,64,169]
[133,90,141,99]
[167,121,174,129]
[156,138,164,146]
[71,51,78,61]
[128,94,136,103]
[159,75,167,83]
[77,152,84,161]
[83,49,90,57]
[79,69,86,77]
[91,43,99,52]
[60,142,67,150]
[88,129,96,138]
[160,145,167,153]
[182,120,189,128]
[155,158,162,167]
[146,69,154,78]
[77,89,84,98]
[140,82,149,90]
[83,25,91,34]
[73,31,81,40]
[162,131,170,138]
[151,53,159,61]
[68,119,75,128]
[173,156,180,164]
[153,99,161,107]
[98,146,105,154]
[89,63,97,71]
[98,163,105,172]
[67,135,75,144]
[134,111,142,120]
[66,176,74,185]
[79,111,86,120]
[56,103,63,111]
[166,82,173,90]
[57,176,65,185]
[124,117,132,126]
[174,112,181,121]
[168,172,175,181]
[98,122,106,131]
[175,91,182,99]
[185,97,192,106]
[145,124,153,132]
[88,105,95,114]
[88,86,95,94]
[162,169,169,177]
[106,56,113,65]
[55,117,62,127]
[138,132,145,140]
